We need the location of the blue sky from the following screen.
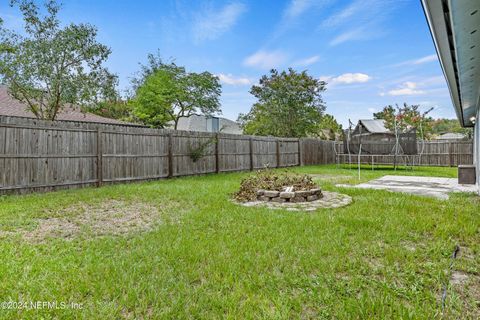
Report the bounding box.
[1,0,456,126]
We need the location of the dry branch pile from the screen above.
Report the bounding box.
[234,170,317,202]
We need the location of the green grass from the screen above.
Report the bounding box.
[0,165,478,319]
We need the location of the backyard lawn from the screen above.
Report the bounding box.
[0,165,478,319]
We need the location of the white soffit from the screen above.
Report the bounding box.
[450,0,480,127]
[422,0,480,127]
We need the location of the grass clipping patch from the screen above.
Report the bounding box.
[234,170,318,202]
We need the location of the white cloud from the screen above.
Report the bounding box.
[273,0,331,40]
[329,27,371,46]
[421,76,445,85]
[192,2,246,43]
[323,0,401,27]
[412,54,438,65]
[368,107,377,113]
[393,54,438,67]
[384,82,426,96]
[243,50,288,69]
[284,0,321,19]
[334,73,371,84]
[322,73,372,85]
[322,0,366,28]
[217,74,251,86]
[323,0,404,45]
[319,75,332,82]
[292,55,320,67]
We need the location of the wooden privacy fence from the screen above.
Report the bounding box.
[300,138,338,165]
[1,116,473,194]
[0,116,323,194]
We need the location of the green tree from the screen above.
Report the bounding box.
[86,99,135,123]
[373,105,395,121]
[131,62,221,129]
[0,0,117,120]
[373,103,434,139]
[316,114,343,140]
[431,118,473,138]
[238,68,326,137]
[130,50,166,94]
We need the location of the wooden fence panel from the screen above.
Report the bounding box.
[218,134,251,172]
[172,131,217,176]
[0,124,98,191]
[102,131,169,182]
[278,139,300,167]
[252,138,278,169]
[301,139,337,165]
[0,115,474,194]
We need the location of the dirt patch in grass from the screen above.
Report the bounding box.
[400,239,428,252]
[19,200,173,242]
[309,174,353,184]
[448,271,480,319]
[450,271,469,285]
[23,218,81,241]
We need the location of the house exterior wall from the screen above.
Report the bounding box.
[218,118,242,134]
[171,115,242,134]
[475,109,480,193]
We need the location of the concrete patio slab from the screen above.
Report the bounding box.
[337,175,477,200]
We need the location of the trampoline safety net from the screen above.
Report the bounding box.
[343,129,417,155]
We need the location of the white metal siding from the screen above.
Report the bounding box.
[475,109,480,193]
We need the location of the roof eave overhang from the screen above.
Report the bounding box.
[421,0,474,128]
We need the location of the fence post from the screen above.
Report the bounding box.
[249,137,254,171]
[168,132,173,177]
[215,133,220,173]
[449,142,454,167]
[276,139,281,168]
[96,128,103,187]
[298,138,303,166]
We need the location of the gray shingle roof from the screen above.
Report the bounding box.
[359,119,390,133]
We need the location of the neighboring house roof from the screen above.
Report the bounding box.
[171,114,243,134]
[0,86,138,126]
[357,119,391,134]
[434,132,466,140]
[421,0,479,127]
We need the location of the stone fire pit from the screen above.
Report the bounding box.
[233,170,352,211]
[256,186,322,203]
[236,190,352,211]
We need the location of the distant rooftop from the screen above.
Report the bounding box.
[170,114,242,134]
[0,86,137,126]
[434,132,467,140]
[357,119,391,134]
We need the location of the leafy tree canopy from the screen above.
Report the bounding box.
[86,99,134,123]
[316,114,343,140]
[238,68,326,138]
[373,103,434,139]
[431,118,473,138]
[131,58,221,129]
[0,0,117,120]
